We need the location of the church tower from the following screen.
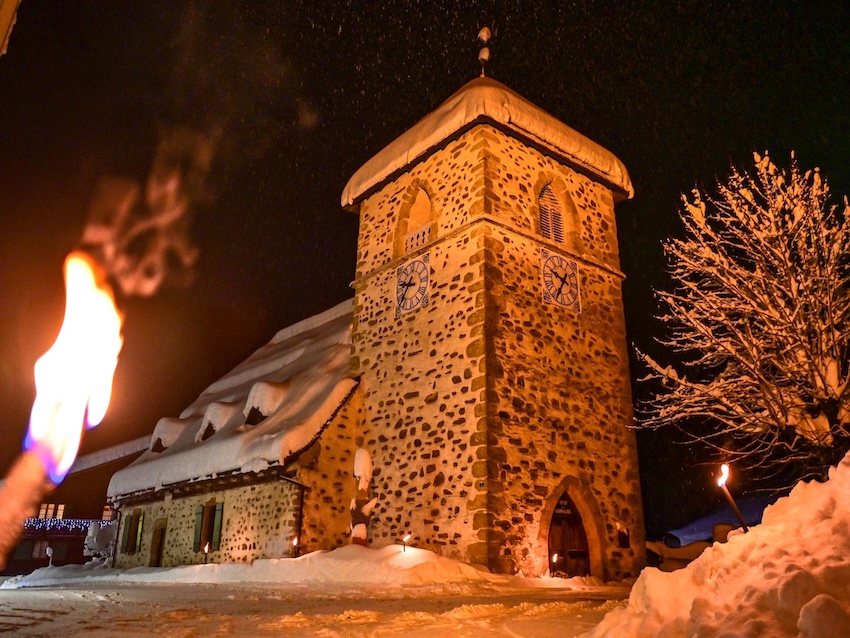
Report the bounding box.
[343,77,644,579]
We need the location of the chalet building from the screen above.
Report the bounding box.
[1,503,116,576]
[108,76,645,579]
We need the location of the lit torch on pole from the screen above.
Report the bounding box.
[0,252,123,570]
[717,463,749,533]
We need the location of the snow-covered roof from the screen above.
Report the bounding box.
[107,299,357,500]
[341,77,634,207]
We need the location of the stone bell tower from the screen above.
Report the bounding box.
[342,76,644,579]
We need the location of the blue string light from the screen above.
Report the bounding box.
[23,518,115,533]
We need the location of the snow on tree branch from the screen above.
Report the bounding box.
[638,152,850,479]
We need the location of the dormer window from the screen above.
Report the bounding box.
[539,184,565,243]
[245,406,266,425]
[200,423,216,441]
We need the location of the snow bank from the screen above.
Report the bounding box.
[585,452,850,638]
[1,545,609,593]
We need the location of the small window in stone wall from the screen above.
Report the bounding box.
[539,184,565,243]
[120,509,144,554]
[194,500,224,553]
[617,525,630,549]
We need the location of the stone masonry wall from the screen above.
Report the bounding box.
[352,129,488,561]
[351,123,644,577]
[115,478,302,569]
[476,127,645,579]
[297,389,361,552]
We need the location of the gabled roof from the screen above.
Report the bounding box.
[107,299,357,500]
[341,77,634,207]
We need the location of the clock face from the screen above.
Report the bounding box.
[541,248,580,311]
[396,254,430,315]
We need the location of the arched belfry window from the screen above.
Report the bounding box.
[539,184,565,244]
[404,188,432,252]
[395,183,437,257]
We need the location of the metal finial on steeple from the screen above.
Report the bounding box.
[477,26,491,77]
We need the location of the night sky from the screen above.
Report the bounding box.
[1,2,849,535]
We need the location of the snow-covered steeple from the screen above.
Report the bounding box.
[341,77,634,208]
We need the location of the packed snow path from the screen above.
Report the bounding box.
[0,545,628,636]
[0,582,624,637]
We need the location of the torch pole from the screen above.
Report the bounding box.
[0,452,53,570]
[720,484,749,533]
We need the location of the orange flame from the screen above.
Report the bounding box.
[25,252,123,484]
[717,463,730,488]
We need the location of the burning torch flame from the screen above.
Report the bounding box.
[24,251,123,484]
[717,463,730,488]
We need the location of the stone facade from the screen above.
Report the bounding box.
[350,123,644,578]
[114,395,359,568]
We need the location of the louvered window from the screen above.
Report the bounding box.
[539,185,565,243]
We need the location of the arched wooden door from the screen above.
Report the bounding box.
[548,492,590,577]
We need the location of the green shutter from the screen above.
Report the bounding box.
[120,518,131,553]
[193,505,203,552]
[211,502,224,551]
[135,513,144,553]
[127,514,138,553]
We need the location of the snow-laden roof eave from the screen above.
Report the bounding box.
[341,77,634,208]
[181,299,354,418]
[106,378,358,501]
[107,299,357,501]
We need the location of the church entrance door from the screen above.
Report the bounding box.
[547,492,589,577]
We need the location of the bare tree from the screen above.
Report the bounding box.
[638,153,850,480]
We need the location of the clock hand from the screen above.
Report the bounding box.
[553,270,569,293]
[399,278,415,295]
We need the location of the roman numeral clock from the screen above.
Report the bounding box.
[396,252,430,316]
[541,248,580,312]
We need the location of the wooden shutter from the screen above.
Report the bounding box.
[211,502,224,551]
[120,518,131,553]
[193,505,203,552]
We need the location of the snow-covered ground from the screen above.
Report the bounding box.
[8,450,850,637]
[0,544,629,637]
[587,452,850,638]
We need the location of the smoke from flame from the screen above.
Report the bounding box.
[81,128,216,297]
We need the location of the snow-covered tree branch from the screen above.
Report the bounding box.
[638,153,850,479]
